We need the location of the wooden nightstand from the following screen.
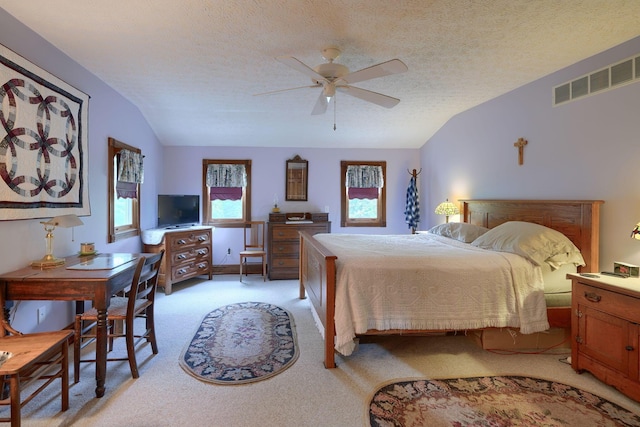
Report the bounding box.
[567,273,640,402]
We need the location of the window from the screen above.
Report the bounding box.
[108,137,141,242]
[340,160,386,227]
[202,159,252,227]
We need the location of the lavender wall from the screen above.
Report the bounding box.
[421,36,640,271]
[0,9,162,331]
[161,146,420,265]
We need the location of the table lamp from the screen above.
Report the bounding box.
[31,214,84,269]
[631,222,640,240]
[434,199,459,223]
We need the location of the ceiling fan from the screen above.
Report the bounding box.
[255,47,408,116]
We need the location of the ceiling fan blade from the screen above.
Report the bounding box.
[311,90,328,115]
[337,85,400,108]
[338,59,408,85]
[276,56,328,83]
[253,84,320,96]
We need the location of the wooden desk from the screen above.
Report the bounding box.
[0,253,146,398]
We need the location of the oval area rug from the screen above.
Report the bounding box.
[369,375,640,426]
[179,301,298,385]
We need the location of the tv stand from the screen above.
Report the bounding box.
[141,226,213,295]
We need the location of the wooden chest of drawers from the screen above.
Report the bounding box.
[268,213,330,280]
[142,227,213,295]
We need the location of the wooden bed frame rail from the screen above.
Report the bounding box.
[299,199,603,369]
[299,231,337,368]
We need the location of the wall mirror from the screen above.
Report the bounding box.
[285,155,308,201]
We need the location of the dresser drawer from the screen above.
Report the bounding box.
[171,246,211,265]
[271,242,298,256]
[270,258,299,269]
[171,260,211,281]
[574,282,640,323]
[168,231,210,249]
[271,227,300,241]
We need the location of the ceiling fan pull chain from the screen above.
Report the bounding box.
[333,96,337,131]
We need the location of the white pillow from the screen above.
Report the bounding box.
[470,221,585,269]
[428,222,490,243]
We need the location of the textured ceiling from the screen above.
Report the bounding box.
[2,1,639,149]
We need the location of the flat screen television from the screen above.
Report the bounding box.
[157,194,200,228]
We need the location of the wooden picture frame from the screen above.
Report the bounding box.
[285,155,308,201]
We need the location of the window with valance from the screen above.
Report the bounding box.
[116,149,144,199]
[202,159,252,226]
[206,163,246,201]
[108,138,141,242]
[341,161,386,227]
[346,164,384,200]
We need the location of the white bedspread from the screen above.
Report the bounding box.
[313,233,549,356]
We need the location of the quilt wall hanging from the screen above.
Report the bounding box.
[0,43,90,220]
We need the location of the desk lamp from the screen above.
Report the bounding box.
[31,214,84,269]
[434,199,459,223]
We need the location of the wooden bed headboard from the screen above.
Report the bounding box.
[461,199,603,273]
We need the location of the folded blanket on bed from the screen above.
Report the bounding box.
[314,233,549,356]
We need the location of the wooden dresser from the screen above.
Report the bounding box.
[568,273,640,402]
[268,212,330,280]
[141,226,213,295]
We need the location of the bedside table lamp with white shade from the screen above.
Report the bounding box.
[434,199,459,223]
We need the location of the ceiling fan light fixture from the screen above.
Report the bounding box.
[323,84,336,100]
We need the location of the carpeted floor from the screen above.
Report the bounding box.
[9,275,640,426]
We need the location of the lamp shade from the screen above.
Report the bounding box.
[434,199,459,216]
[42,214,84,228]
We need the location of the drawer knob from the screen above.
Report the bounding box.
[198,236,206,241]
[177,254,187,259]
[177,268,187,275]
[584,292,601,303]
[176,239,187,245]
[626,345,634,351]
[197,249,207,255]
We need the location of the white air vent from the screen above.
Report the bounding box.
[553,54,640,106]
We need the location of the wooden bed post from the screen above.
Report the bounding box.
[323,258,336,368]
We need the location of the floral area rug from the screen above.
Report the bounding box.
[179,301,298,385]
[369,375,640,426]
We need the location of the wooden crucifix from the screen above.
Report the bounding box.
[513,137,528,165]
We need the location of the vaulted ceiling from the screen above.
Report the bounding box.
[2,1,639,149]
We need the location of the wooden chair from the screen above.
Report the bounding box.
[73,250,164,383]
[0,320,72,426]
[239,221,266,281]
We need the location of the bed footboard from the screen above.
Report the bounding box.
[299,231,337,368]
